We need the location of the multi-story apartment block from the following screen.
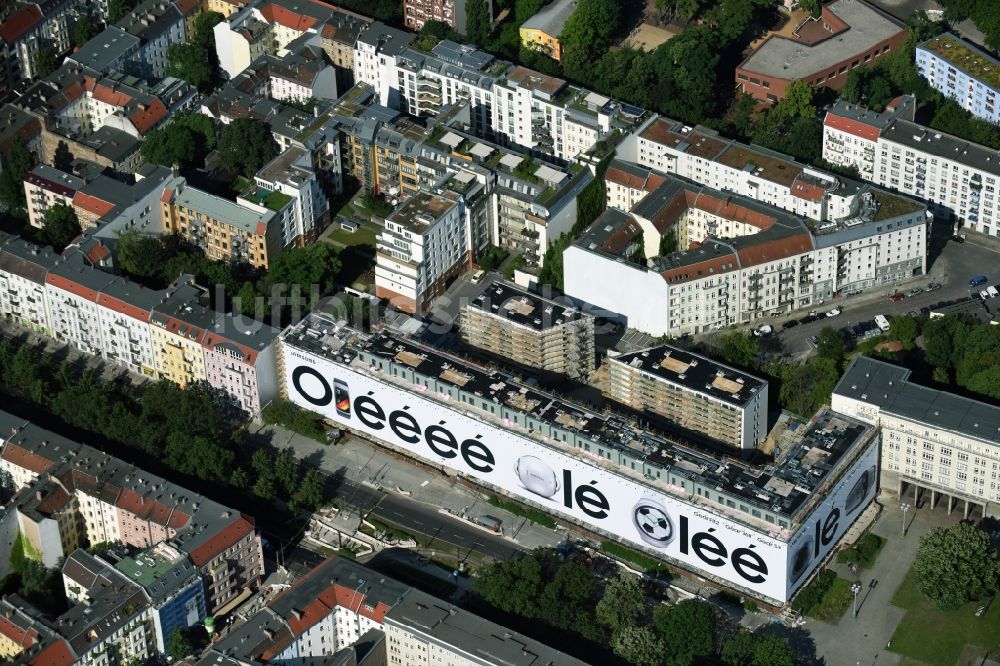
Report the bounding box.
[0,0,79,89]
[375,190,467,312]
[211,555,408,662]
[384,589,586,666]
[96,277,171,376]
[606,345,769,450]
[23,164,85,229]
[833,356,1000,519]
[203,313,280,416]
[244,145,328,246]
[823,96,1000,236]
[319,9,371,88]
[0,415,265,613]
[148,283,212,386]
[66,26,141,76]
[0,597,56,660]
[113,0,186,80]
[0,103,42,160]
[352,21,414,107]
[460,278,595,380]
[402,0,491,35]
[45,243,115,355]
[160,176,283,268]
[916,33,1000,125]
[564,161,928,336]
[735,0,906,103]
[0,238,59,333]
[518,0,574,62]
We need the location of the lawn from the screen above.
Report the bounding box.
[323,225,377,248]
[888,567,1000,666]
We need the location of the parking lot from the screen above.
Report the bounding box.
[763,235,1000,355]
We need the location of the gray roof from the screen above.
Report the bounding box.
[162,177,276,234]
[79,174,134,207]
[739,0,905,80]
[467,278,593,332]
[520,0,577,37]
[115,0,183,43]
[431,40,494,71]
[80,126,142,164]
[880,117,1000,178]
[356,20,414,55]
[0,237,61,283]
[834,356,1000,445]
[69,26,140,72]
[385,589,589,666]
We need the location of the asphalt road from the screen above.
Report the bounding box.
[763,234,1000,355]
[320,468,522,561]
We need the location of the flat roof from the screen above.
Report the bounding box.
[739,0,905,80]
[919,32,1000,90]
[835,356,1000,444]
[386,190,459,233]
[285,317,875,526]
[69,26,139,71]
[466,279,592,331]
[880,117,1000,178]
[386,589,588,666]
[611,344,766,407]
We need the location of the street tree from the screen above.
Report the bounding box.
[0,138,33,211]
[610,625,665,666]
[33,47,57,78]
[596,575,646,633]
[888,315,919,350]
[815,326,847,364]
[294,469,325,509]
[472,554,545,618]
[167,628,193,661]
[718,331,758,369]
[652,599,716,666]
[41,204,81,251]
[914,522,1000,610]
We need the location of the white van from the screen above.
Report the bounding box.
[874,314,891,332]
[988,286,999,298]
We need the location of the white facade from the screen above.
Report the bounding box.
[250,146,328,246]
[45,274,110,355]
[823,99,1000,236]
[833,357,1000,518]
[916,33,1000,125]
[96,300,156,375]
[0,265,52,333]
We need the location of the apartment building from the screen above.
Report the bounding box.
[203,313,280,416]
[606,345,769,449]
[160,176,283,268]
[519,0,574,61]
[245,145,328,246]
[917,33,1000,125]
[460,278,595,379]
[0,0,79,88]
[45,243,115,355]
[114,0,186,80]
[385,589,587,666]
[23,164,85,229]
[0,238,60,333]
[736,0,906,102]
[823,97,1000,236]
[833,356,1000,519]
[0,597,56,660]
[623,116,861,222]
[96,277,170,376]
[320,9,371,87]
[564,162,928,336]
[66,26,141,76]
[375,190,467,312]
[402,0,491,35]
[0,416,265,613]
[0,103,43,159]
[352,21,414,107]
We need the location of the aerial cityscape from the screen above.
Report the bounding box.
[1,0,1000,664]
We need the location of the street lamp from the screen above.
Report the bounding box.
[900,503,911,537]
[852,581,863,618]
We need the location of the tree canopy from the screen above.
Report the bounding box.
[218,118,276,178]
[166,43,215,91]
[0,138,33,212]
[465,0,491,47]
[653,600,716,666]
[140,113,217,170]
[41,204,81,252]
[914,522,1000,610]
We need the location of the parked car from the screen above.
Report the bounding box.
[927,282,942,291]
[826,307,842,317]
[471,269,485,284]
[908,310,920,319]
[875,314,891,332]
[888,293,905,303]
[972,292,984,300]
[801,314,819,324]
[981,289,991,300]
[988,286,999,298]
[906,287,923,297]
[808,335,818,347]
[970,275,988,288]
[753,324,773,337]
[952,234,966,243]
[782,320,800,329]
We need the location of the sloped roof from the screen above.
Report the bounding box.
[0,4,43,44]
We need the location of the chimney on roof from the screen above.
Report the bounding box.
[291,608,302,619]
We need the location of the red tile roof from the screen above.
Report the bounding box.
[86,79,134,107]
[736,233,813,267]
[45,273,101,302]
[203,331,257,366]
[85,242,111,265]
[28,638,75,666]
[790,178,827,202]
[260,2,319,31]
[187,515,255,566]
[1,442,54,475]
[97,291,152,322]
[661,252,738,285]
[604,164,666,193]
[175,0,200,14]
[689,191,777,230]
[824,112,880,142]
[0,5,43,44]
[0,611,40,649]
[72,191,116,217]
[130,99,167,135]
[116,487,188,529]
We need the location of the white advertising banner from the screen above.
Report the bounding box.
[283,345,877,602]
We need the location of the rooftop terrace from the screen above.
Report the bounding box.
[920,32,1000,89]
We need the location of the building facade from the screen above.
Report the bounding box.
[606,345,768,450]
[823,97,1000,236]
[917,33,1000,125]
[833,356,1000,519]
[23,164,85,229]
[460,279,595,380]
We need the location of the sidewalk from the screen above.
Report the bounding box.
[804,492,966,666]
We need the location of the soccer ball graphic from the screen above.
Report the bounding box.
[632,500,674,548]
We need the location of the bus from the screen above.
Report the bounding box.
[874,314,891,332]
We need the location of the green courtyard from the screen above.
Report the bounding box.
[889,567,1000,666]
